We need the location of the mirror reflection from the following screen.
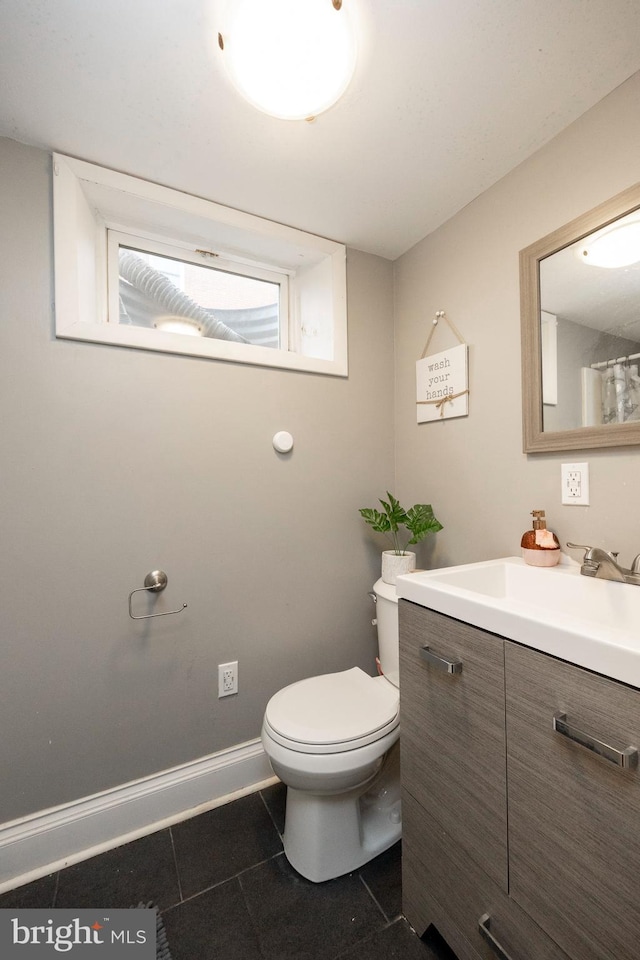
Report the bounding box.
[540,208,640,432]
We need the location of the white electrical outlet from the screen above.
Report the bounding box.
[561,462,590,505]
[218,661,238,697]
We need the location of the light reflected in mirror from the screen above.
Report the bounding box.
[520,182,640,452]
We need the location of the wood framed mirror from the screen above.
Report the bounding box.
[521,181,640,452]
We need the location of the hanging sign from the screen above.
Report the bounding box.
[416,342,469,423]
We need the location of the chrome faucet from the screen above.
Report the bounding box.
[567,543,640,585]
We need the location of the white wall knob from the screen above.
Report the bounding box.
[273,431,294,454]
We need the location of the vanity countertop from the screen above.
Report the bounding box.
[396,556,640,689]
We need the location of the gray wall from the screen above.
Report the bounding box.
[0,138,395,822]
[394,71,640,568]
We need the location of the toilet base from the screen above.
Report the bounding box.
[282,743,401,883]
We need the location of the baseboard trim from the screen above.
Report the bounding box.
[0,739,276,894]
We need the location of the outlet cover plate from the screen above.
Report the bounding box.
[218,661,238,697]
[561,462,590,505]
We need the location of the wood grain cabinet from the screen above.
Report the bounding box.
[506,642,640,960]
[399,599,640,960]
[399,600,508,893]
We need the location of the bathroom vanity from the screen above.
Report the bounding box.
[397,558,640,960]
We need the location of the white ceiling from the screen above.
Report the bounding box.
[1,0,640,260]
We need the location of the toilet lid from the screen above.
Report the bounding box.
[265,667,399,748]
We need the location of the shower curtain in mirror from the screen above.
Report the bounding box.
[600,361,640,424]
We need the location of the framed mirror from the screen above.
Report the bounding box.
[521,181,640,452]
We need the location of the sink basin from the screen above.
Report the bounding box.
[396,557,640,688]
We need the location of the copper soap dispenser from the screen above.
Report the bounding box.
[521,510,561,567]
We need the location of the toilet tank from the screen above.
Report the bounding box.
[373,578,399,687]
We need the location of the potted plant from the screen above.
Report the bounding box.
[359,492,443,584]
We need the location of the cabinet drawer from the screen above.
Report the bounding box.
[402,789,569,960]
[399,601,508,890]
[506,642,640,960]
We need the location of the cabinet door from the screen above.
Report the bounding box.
[399,601,508,891]
[506,642,640,960]
[403,789,570,960]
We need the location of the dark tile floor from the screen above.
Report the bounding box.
[0,782,457,960]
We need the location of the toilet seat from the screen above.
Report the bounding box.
[264,667,399,755]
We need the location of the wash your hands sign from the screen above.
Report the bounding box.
[416,342,469,422]
[416,311,469,423]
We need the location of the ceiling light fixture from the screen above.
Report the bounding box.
[218,0,357,121]
[579,220,640,268]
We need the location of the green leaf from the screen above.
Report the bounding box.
[379,492,407,533]
[358,507,391,534]
[404,504,443,545]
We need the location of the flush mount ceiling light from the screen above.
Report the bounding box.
[218,0,357,121]
[579,220,640,268]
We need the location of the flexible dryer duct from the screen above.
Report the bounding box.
[118,250,249,343]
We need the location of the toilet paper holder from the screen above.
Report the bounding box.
[128,570,188,620]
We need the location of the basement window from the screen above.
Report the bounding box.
[110,234,287,349]
[53,154,348,376]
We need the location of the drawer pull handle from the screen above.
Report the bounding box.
[420,645,462,674]
[478,914,516,960]
[553,712,638,769]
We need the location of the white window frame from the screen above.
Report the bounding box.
[52,154,348,376]
[107,230,291,351]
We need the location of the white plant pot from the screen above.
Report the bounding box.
[381,550,416,585]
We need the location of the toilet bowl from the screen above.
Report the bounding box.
[261,578,402,882]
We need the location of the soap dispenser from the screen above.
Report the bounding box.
[521,510,561,567]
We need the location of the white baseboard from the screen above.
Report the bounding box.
[0,739,277,894]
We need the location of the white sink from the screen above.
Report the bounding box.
[396,557,640,688]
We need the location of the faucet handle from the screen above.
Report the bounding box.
[566,542,617,565]
[566,542,618,557]
[632,554,640,573]
[566,542,592,557]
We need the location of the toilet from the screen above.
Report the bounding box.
[261,578,401,882]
